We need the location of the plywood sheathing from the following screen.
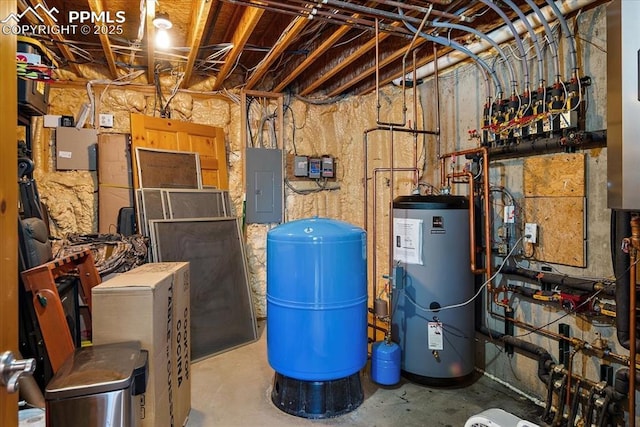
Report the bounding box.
[522,197,586,266]
[523,153,586,267]
[524,153,586,197]
[39,81,421,316]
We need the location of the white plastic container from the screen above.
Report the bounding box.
[464,408,540,427]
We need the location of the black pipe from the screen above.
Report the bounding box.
[501,265,615,296]
[611,210,640,351]
[583,387,598,426]
[505,309,514,356]
[542,368,556,422]
[567,379,582,425]
[595,393,612,427]
[478,326,554,383]
[552,373,568,425]
[609,367,640,401]
[488,130,606,160]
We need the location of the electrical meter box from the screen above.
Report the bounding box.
[308,158,322,179]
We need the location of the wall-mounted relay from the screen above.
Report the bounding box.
[294,156,308,177]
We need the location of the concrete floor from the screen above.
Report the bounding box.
[186,322,545,427]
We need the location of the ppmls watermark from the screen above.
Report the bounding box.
[1,4,126,36]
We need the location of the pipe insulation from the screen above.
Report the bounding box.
[611,210,640,351]
[501,266,615,296]
[477,326,555,383]
[392,0,598,86]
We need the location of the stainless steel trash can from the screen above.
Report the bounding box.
[45,341,148,427]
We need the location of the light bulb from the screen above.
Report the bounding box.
[155,28,171,49]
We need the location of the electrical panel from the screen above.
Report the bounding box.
[246,147,283,224]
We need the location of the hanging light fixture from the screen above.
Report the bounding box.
[153,12,172,49]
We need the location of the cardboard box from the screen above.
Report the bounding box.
[98,134,133,233]
[98,134,132,186]
[55,127,97,170]
[92,262,191,427]
[98,185,134,234]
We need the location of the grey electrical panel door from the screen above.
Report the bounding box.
[246,147,283,223]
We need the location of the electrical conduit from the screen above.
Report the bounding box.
[392,0,598,86]
[524,0,561,83]
[398,18,503,99]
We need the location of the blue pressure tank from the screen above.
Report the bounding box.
[267,217,367,418]
[371,341,401,385]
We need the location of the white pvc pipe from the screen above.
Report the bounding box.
[392,0,598,85]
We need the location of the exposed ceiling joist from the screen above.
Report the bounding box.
[181,0,215,88]
[211,6,264,91]
[327,37,428,97]
[145,0,155,83]
[244,15,308,90]
[86,0,118,78]
[299,29,397,96]
[272,1,381,94]
[25,0,591,98]
[272,25,350,94]
[24,0,83,78]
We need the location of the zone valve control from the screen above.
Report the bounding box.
[308,158,322,178]
[321,156,334,178]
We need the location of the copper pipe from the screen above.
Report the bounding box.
[252,0,378,27]
[363,126,437,235]
[223,0,413,35]
[287,0,464,22]
[363,125,419,341]
[493,311,636,368]
[375,1,427,128]
[364,131,369,231]
[434,42,441,160]
[629,215,640,424]
[439,147,495,304]
[412,49,418,130]
[448,171,485,274]
[322,0,447,27]
[564,348,580,421]
[388,128,395,331]
[373,166,418,340]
